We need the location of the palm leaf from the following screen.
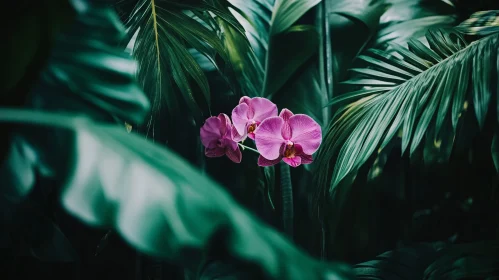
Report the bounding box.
[354,243,444,280]
[375,0,458,48]
[354,241,499,280]
[455,10,499,36]
[124,0,246,129]
[425,241,499,279]
[318,24,499,193]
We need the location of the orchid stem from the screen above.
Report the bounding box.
[238,143,259,154]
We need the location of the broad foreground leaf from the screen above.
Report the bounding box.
[1,1,353,278]
[0,108,353,280]
[29,0,150,125]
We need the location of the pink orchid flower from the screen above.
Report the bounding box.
[255,109,322,167]
[200,113,242,163]
[231,96,278,141]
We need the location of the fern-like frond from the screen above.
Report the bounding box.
[318,26,499,193]
[124,0,246,130]
[455,10,499,35]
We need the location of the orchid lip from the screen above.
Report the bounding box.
[283,143,296,158]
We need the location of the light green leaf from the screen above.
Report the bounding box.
[228,0,321,97]
[0,108,353,280]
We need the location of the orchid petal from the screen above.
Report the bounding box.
[248,132,256,140]
[280,108,294,140]
[200,117,222,148]
[222,137,238,152]
[300,154,313,164]
[205,147,225,158]
[225,146,242,163]
[279,108,294,121]
[231,103,250,136]
[239,96,251,105]
[218,113,231,136]
[231,125,245,142]
[283,156,302,167]
[257,155,282,167]
[255,117,285,160]
[288,114,322,155]
[250,97,278,122]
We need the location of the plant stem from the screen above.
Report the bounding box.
[280,162,293,240]
[238,143,259,154]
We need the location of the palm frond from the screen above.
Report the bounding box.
[354,241,499,280]
[318,20,499,193]
[455,10,499,35]
[376,0,458,48]
[354,243,443,279]
[124,0,246,129]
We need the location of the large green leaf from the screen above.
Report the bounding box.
[0,108,354,280]
[325,0,388,99]
[26,2,150,125]
[2,1,352,277]
[228,0,321,97]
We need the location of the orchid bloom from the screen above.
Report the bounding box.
[255,109,322,167]
[200,113,242,163]
[231,96,278,141]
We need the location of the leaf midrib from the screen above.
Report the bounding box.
[386,37,480,96]
[151,0,162,79]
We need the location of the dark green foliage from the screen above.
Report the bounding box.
[2,0,499,279]
[0,0,355,279]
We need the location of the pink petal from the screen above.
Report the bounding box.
[205,147,225,158]
[279,108,294,121]
[299,154,313,164]
[231,125,245,142]
[250,97,278,122]
[248,132,255,140]
[254,117,285,160]
[283,156,302,167]
[288,114,322,155]
[225,146,242,163]
[280,109,294,139]
[239,96,251,105]
[257,155,282,167]
[222,137,238,152]
[200,117,222,148]
[231,103,250,136]
[218,113,232,136]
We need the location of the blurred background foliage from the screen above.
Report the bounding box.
[2,0,499,279]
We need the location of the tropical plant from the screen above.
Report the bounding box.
[3,0,499,279]
[0,0,350,279]
[314,0,499,267]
